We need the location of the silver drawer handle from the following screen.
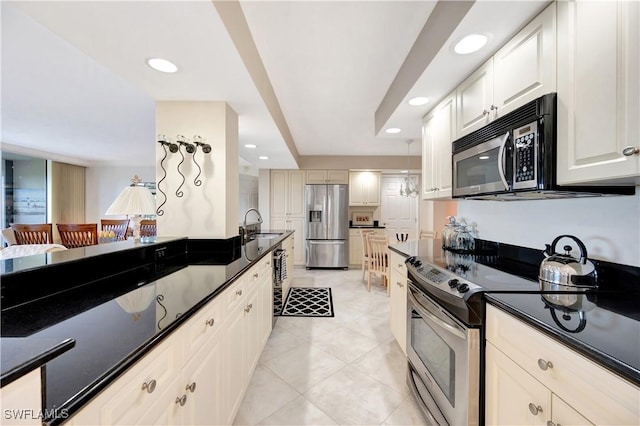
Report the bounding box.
[547,421,561,426]
[537,358,553,371]
[175,395,187,406]
[236,289,243,296]
[397,263,403,268]
[186,382,196,393]
[253,273,259,278]
[528,403,543,415]
[622,146,639,156]
[141,379,156,393]
[205,318,215,327]
[396,281,404,288]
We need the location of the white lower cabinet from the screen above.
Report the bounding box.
[485,304,639,426]
[69,331,183,426]
[486,343,593,426]
[225,257,273,424]
[388,251,407,354]
[0,369,42,426]
[272,218,304,266]
[68,257,274,426]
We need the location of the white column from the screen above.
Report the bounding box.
[155,101,239,239]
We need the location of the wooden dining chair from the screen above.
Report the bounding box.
[101,219,129,241]
[139,219,157,238]
[11,223,53,245]
[57,223,98,248]
[367,233,390,295]
[360,229,376,280]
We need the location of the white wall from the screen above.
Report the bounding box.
[85,166,156,224]
[239,174,259,224]
[456,190,640,266]
[155,101,239,239]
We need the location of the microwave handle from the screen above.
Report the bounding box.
[497,132,510,190]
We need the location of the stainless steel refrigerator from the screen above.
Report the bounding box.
[305,184,349,268]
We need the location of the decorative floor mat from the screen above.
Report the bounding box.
[274,287,283,315]
[279,287,334,317]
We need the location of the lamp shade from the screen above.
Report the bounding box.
[105,186,156,216]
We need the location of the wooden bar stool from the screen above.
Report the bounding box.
[11,223,53,245]
[101,219,130,241]
[57,223,98,248]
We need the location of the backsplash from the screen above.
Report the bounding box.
[456,190,640,267]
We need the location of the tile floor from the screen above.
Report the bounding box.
[233,267,427,426]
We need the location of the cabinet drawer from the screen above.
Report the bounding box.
[181,296,224,361]
[225,277,247,314]
[486,304,640,425]
[389,251,407,275]
[247,259,270,291]
[96,333,182,425]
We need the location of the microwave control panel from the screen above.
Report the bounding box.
[513,121,538,188]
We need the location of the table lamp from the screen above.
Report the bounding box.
[105,175,156,242]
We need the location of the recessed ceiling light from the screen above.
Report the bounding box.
[146,58,178,73]
[244,144,257,148]
[454,34,488,55]
[259,156,269,160]
[385,128,401,134]
[400,170,409,173]
[479,155,490,160]
[408,97,430,106]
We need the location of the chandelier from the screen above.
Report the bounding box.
[400,140,419,198]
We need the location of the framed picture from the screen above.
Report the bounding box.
[352,211,373,226]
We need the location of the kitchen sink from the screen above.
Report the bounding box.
[250,232,282,240]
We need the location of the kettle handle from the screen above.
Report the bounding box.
[549,234,588,265]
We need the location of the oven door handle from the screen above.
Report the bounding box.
[408,289,467,340]
[497,132,510,191]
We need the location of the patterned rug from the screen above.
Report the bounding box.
[279,287,334,317]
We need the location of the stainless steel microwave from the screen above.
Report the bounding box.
[451,93,634,200]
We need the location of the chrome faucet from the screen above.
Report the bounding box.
[242,208,263,243]
[243,208,263,228]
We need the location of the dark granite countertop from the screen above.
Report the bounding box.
[391,239,640,387]
[486,293,640,387]
[0,337,76,387]
[0,231,292,424]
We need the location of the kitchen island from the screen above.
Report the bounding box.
[0,231,292,425]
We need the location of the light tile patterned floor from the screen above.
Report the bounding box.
[233,268,427,426]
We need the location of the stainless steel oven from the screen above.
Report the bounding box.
[407,282,480,426]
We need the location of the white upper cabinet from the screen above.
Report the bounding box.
[349,171,381,206]
[556,0,640,185]
[457,3,557,137]
[270,170,305,217]
[306,170,349,184]
[456,58,495,137]
[422,91,456,200]
[493,3,557,115]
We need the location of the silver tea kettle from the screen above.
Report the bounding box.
[539,234,597,289]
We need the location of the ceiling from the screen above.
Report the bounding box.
[1,0,549,170]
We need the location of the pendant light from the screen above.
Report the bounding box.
[400,140,419,198]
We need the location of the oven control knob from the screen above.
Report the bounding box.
[406,257,416,265]
[414,260,422,267]
[457,283,470,293]
[448,279,459,288]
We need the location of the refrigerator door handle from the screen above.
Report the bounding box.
[308,240,345,244]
